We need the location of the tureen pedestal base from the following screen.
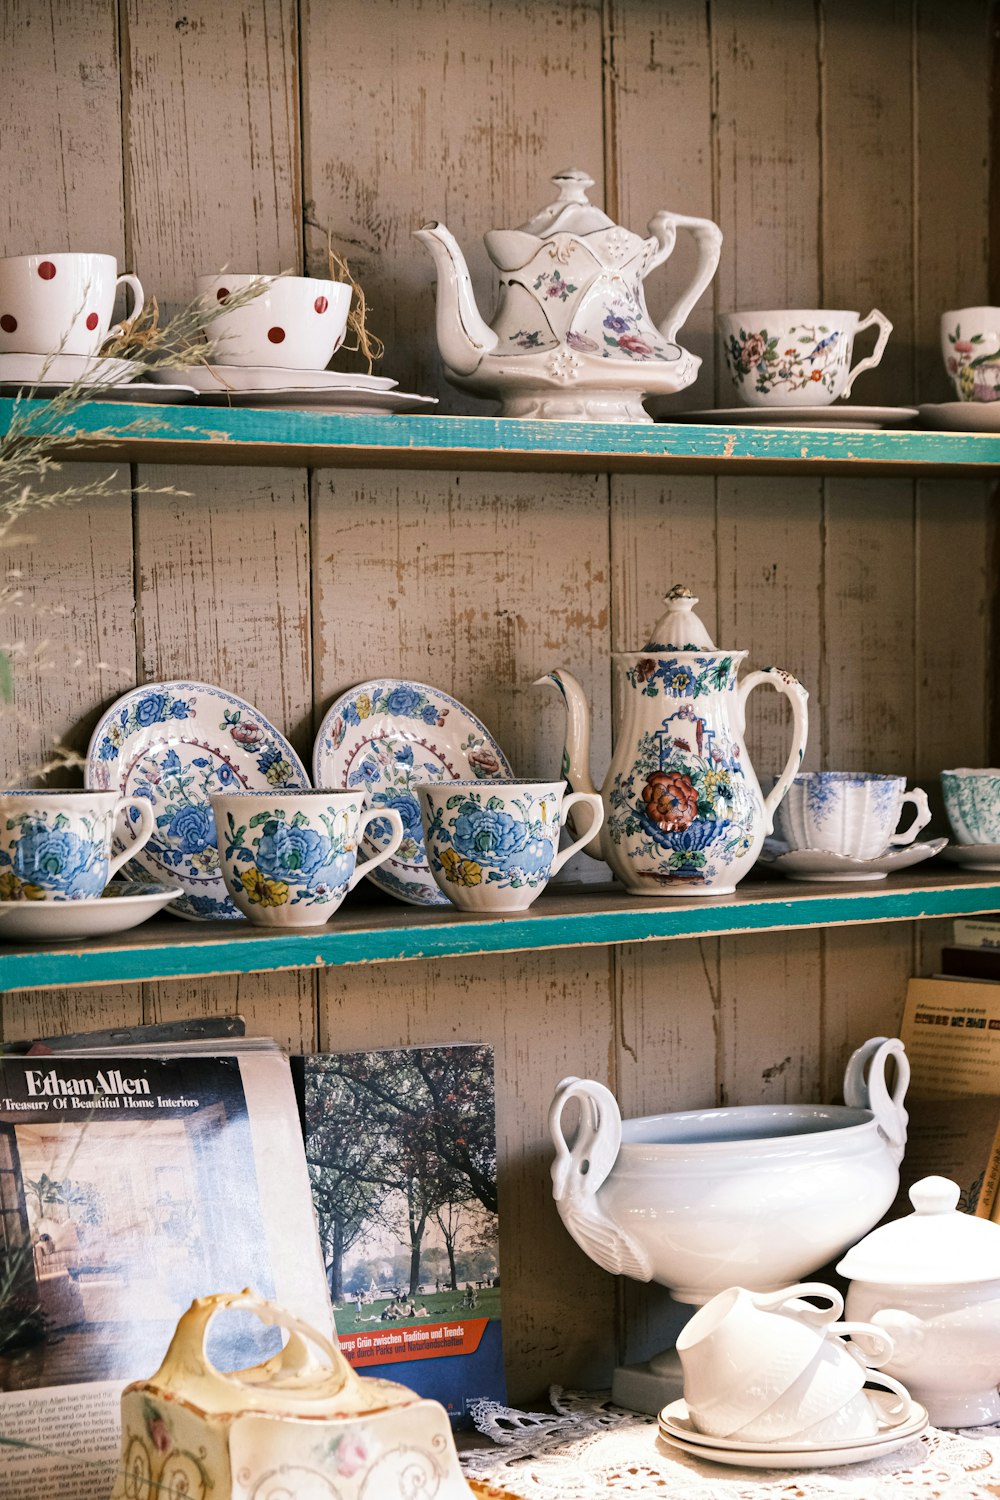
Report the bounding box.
[611,1349,685,1415]
[495,387,655,423]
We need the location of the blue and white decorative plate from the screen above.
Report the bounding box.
[86,682,310,921]
[313,679,514,906]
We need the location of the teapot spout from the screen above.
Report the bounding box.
[535,669,605,861]
[414,221,499,377]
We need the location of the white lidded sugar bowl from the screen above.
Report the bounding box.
[838,1175,1000,1428]
[549,1036,909,1305]
[110,1289,478,1500]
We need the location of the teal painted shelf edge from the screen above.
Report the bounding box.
[2,398,1000,469]
[2,873,998,992]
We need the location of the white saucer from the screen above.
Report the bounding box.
[0,352,139,386]
[940,842,1000,872]
[198,386,438,415]
[0,380,198,403]
[151,363,397,394]
[0,881,181,942]
[670,405,919,429]
[919,402,1000,433]
[657,1394,928,1469]
[758,837,948,882]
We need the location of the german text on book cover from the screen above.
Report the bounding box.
[298,1044,505,1427]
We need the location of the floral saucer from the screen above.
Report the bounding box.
[940,842,1000,871]
[758,837,948,882]
[313,679,513,906]
[86,682,309,921]
[0,880,181,942]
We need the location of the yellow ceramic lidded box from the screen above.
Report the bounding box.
[111,1289,481,1500]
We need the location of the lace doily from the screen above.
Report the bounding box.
[462,1389,1000,1499]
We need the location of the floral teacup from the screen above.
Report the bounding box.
[0,789,155,901]
[211,791,403,926]
[941,308,1000,402]
[719,308,892,406]
[415,779,604,912]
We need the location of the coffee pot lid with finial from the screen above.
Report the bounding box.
[642,584,719,652]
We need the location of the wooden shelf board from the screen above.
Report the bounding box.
[1,868,997,993]
[2,400,999,476]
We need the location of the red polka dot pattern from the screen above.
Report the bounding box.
[216,287,229,302]
[267,326,286,344]
[314,296,328,314]
[86,312,99,331]
[0,314,16,333]
[38,261,56,280]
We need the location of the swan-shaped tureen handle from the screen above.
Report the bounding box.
[842,1036,910,1166]
[548,1077,652,1282]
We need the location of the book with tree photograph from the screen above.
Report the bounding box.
[297,1043,505,1426]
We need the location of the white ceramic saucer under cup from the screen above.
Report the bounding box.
[86,681,309,922]
[919,402,1000,433]
[313,679,513,907]
[150,363,398,394]
[198,386,438,415]
[758,837,948,882]
[0,880,181,942]
[0,351,140,386]
[940,842,1000,872]
[671,405,919,429]
[0,380,198,404]
[656,1393,929,1469]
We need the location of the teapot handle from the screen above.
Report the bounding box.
[648,211,724,343]
[737,667,810,835]
[843,1036,909,1165]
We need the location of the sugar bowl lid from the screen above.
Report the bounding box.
[837,1175,1000,1285]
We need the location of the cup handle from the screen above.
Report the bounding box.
[826,1319,896,1367]
[109,796,155,878]
[751,1281,844,1327]
[348,807,404,892]
[860,1370,914,1429]
[551,792,605,876]
[840,308,892,399]
[107,272,145,339]
[889,787,931,845]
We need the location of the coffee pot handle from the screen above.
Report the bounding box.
[648,211,724,343]
[549,1076,622,1202]
[738,668,810,835]
[843,1036,910,1165]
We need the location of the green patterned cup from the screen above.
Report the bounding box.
[941,768,1000,845]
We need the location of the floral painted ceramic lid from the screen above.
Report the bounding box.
[642,584,718,652]
[837,1175,1000,1285]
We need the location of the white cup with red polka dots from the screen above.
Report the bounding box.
[197,273,351,370]
[0,253,144,357]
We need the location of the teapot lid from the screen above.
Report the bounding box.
[836,1176,1000,1285]
[518,168,617,237]
[644,584,717,651]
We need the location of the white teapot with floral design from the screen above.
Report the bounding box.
[415,168,722,422]
[538,585,809,895]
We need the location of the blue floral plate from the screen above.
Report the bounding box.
[86,682,309,920]
[313,679,514,906]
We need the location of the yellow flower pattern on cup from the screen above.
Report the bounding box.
[439,847,483,887]
[0,870,45,901]
[240,867,290,908]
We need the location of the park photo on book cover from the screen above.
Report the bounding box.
[0,1054,280,1393]
[301,1043,505,1423]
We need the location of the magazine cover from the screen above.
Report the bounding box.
[298,1044,505,1427]
[0,1045,332,1500]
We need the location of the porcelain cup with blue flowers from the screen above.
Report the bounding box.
[0,789,156,901]
[772,772,931,860]
[211,790,404,927]
[416,779,604,912]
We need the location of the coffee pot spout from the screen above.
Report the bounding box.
[535,669,605,860]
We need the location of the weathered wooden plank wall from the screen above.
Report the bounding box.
[0,0,993,1400]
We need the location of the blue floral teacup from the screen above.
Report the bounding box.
[415,779,604,912]
[771,772,931,860]
[210,790,404,926]
[0,789,155,901]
